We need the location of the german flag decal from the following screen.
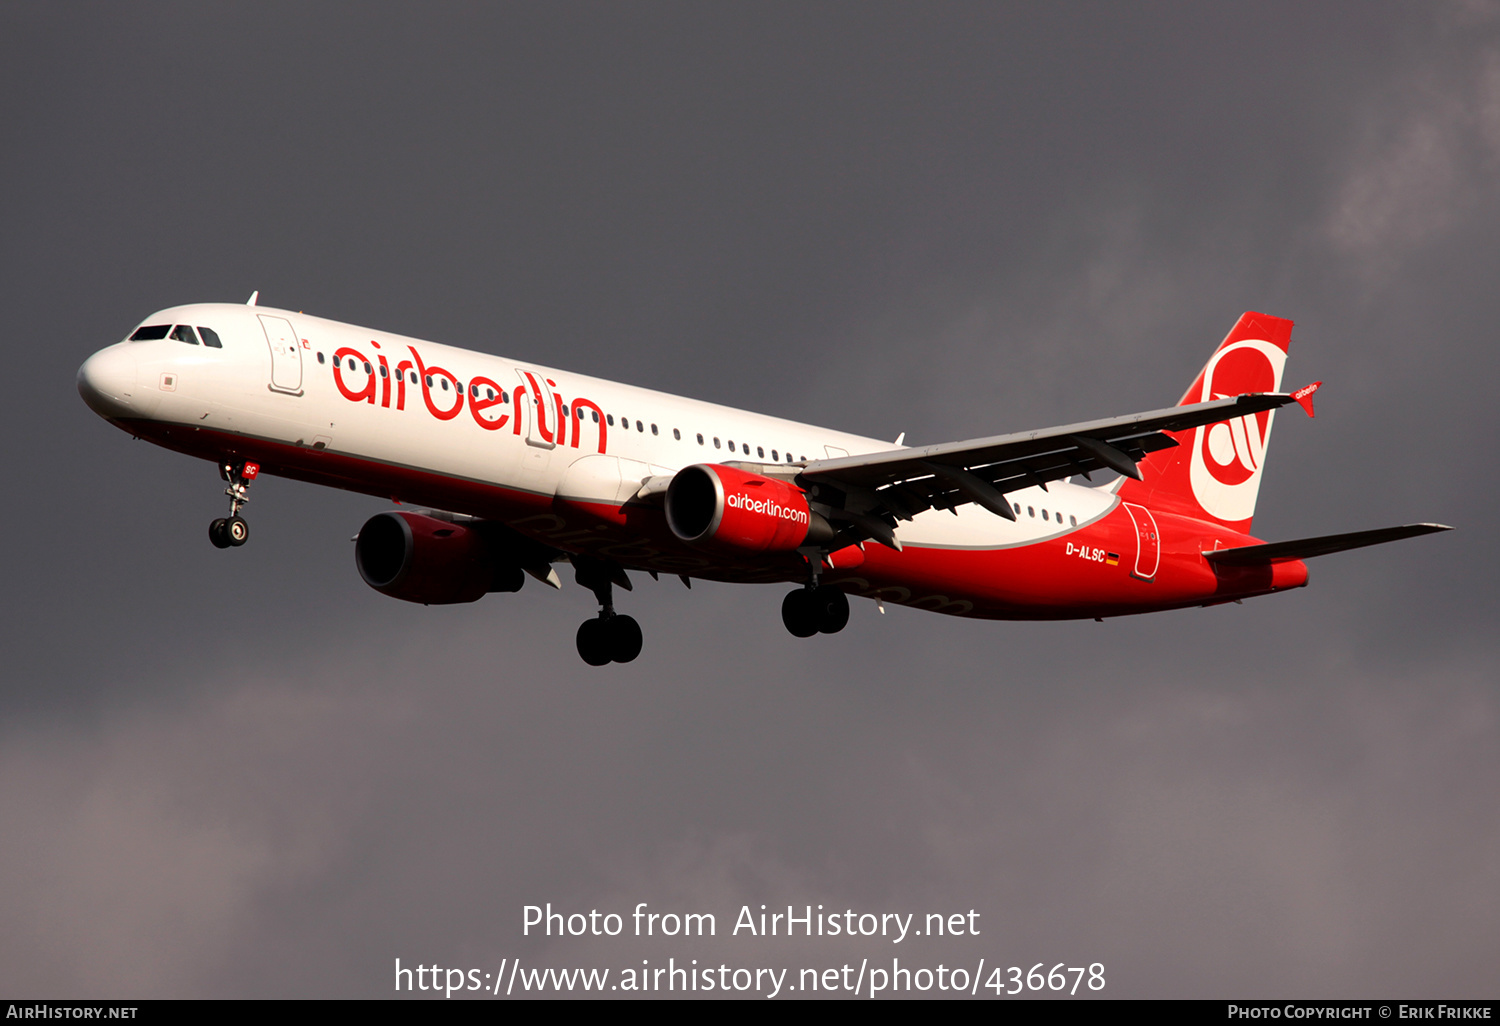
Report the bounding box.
[1105,552,1119,566]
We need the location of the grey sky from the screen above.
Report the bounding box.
[0,1,1494,998]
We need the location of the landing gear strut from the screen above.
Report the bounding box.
[573,557,643,666]
[209,460,258,549]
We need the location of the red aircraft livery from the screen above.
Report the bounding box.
[77,302,1450,664]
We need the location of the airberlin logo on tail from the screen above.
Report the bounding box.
[1188,338,1287,524]
[725,491,809,525]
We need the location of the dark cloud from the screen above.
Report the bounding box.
[0,1,1494,998]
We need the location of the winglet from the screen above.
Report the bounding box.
[1291,381,1322,417]
[246,290,259,306]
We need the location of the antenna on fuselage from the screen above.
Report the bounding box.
[246,290,259,306]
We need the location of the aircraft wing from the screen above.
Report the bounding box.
[1202,523,1452,565]
[756,392,1305,530]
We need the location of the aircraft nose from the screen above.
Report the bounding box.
[77,344,139,418]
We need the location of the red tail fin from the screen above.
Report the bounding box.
[1117,312,1293,533]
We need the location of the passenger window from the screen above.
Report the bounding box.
[349,358,358,371]
[1042,510,1049,521]
[786,453,793,464]
[673,428,680,440]
[441,378,449,391]
[1013,502,1021,514]
[757,446,764,458]
[728,440,736,452]
[651,424,658,435]
[607,414,615,426]
[380,365,388,378]
[424,374,432,386]
[486,388,495,400]
[697,433,704,444]
[129,324,171,341]
[171,325,199,345]
[316,352,325,364]
[1070,515,1077,526]
[591,410,598,422]
[636,420,643,432]
[197,326,223,348]
[714,437,721,449]
[410,371,418,384]
[562,404,569,416]
[364,362,373,374]
[771,450,779,461]
[1028,506,1035,518]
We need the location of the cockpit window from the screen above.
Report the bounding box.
[198,326,223,348]
[171,325,200,345]
[129,324,171,341]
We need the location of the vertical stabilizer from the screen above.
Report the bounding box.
[1117,312,1293,533]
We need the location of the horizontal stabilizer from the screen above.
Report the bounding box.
[1202,523,1452,566]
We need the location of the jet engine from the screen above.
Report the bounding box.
[355,511,524,604]
[665,464,833,554]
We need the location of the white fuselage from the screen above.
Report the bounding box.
[79,302,1116,557]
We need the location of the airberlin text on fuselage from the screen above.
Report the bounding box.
[725,492,810,525]
[330,342,608,453]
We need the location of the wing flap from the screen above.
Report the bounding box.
[1202,523,1452,565]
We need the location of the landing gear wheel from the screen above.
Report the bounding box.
[781,589,820,638]
[226,515,249,546]
[208,518,231,549]
[491,563,525,594]
[813,585,850,634]
[576,618,612,666]
[606,614,643,663]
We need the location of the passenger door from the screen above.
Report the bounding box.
[514,368,557,449]
[259,315,303,395]
[1122,502,1160,581]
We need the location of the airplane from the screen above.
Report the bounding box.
[77,299,1450,665]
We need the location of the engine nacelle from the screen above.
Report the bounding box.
[665,464,833,554]
[355,511,521,605]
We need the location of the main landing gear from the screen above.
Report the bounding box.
[781,551,850,637]
[572,557,643,666]
[781,585,850,637]
[209,460,259,549]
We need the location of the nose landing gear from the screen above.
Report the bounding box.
[572,556,643,666]
[209,461,258,549]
